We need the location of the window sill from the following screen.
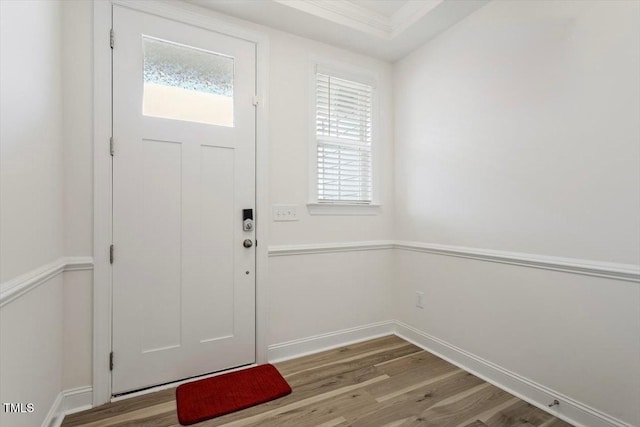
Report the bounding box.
[307,203,381,216]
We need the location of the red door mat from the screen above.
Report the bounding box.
[175,364,292,425]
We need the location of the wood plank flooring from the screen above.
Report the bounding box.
[62,336,573,427]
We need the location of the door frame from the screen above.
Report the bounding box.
[92,0,270,406]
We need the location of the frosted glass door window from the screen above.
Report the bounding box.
[143,37,234,127]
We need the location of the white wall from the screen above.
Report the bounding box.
[393,1,640,425]
[0,0,64,281]
[268,250,393,346]
[267,29,394,246]
[62,0,93,260]
[48,0,396,399]
[394,251,640,425]
[0,1,65,426]
[265,28,395,347]
[4,1,637,425]
[0,276,64,427]
[394,0,639,263]
[61,0,94,392]
[62,270,93,391]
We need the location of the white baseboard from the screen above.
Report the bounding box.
[61,386,93,415]
[267,320,396,363]
[43,386,93,427]
[268,319,631,427]
[43,321,630,427]
[393,321,632,427]
[42,392,63,427]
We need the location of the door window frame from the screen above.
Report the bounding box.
[92,0,269,406]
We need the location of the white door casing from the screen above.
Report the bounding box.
[112,4,256,394]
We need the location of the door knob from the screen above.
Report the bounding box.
[243,239,253,248]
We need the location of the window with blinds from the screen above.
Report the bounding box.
[315,72,373,203]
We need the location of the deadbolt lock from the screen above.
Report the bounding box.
[243,209,254,232]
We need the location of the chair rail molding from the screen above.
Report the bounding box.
[395,241,640,283]
[267,240,639,282]
[0,256,94,307]
[268,240,395,257]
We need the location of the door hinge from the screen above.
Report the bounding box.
[109,137,114,156]
[110,29,114,49]
[252,96,259,107]
[109,244,114,264]
[109,352,114,371]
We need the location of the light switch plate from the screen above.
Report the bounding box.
[273,205,299,221]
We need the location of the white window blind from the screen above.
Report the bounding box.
[316,72,373,203]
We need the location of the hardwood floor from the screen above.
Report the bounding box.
[62,336,573,427]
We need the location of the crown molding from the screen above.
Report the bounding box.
[274,0,391,39]
[391,0,444,38]
[273,0,445,40]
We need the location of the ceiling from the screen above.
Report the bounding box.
[349,0,408,17]
[188,0,490,62]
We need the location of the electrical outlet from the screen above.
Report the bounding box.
[416,291,425,309]
[273,205,299,221]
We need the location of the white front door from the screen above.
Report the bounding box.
[112,4,256,394]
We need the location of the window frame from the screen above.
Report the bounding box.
[307,59,381,215]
